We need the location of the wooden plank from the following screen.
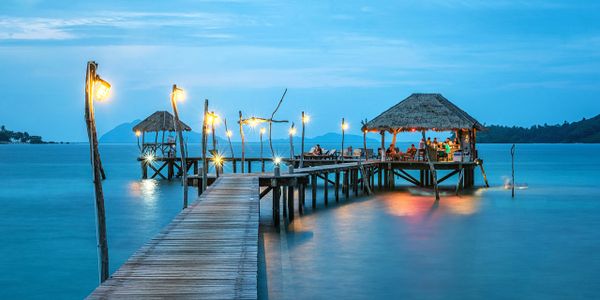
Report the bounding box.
[88,175,259,300]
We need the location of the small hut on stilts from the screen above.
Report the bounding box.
[362,93,489,195]
[133,111,192,180]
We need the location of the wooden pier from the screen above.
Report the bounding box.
[88,176,259,299]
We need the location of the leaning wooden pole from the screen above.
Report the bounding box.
[201,100,209,192]
[289,122,295,159]
[511,144,516,198]
[269,88,287,157]
[239,111,246,173]
[84,61,109,283]
[171,84,188,209]
[422,130,440,201]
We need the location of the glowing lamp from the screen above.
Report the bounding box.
[172,88,185,102]
[302,115,310,123]
[226,130,233,138]
[135,130,141,137]
[94,76,111,101]
[260,127,266,134]
[212,154,224,167]
[289,127,297,136]
[342,122,349,131]
[273,156,282,165]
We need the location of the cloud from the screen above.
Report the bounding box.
[0,11,249,41]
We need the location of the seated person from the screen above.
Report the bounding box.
[418,138,425,149]
[313,144,323,155]
[386,144,403,160]
[406,144,417,159]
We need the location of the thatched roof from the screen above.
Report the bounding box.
[363,93,484,132]
[132,111,192,133]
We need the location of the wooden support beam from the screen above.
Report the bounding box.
[323,172,329,206]
[282,186,287,218]
[299,183,305,215]
[344,170,350,199]
[149,162,168,180]
[272,186,281,227]
[437,169,460,184]
[287,186,294,222]
[311,174,317,209]
[334,171,340,203]
[259,186,272,199]
[394,171,420,186]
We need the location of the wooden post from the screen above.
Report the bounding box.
[300,111,306,168]
[341,118,345,162]
[224,118,235,164]
[201,100,209,193]
[311,173,317,208]
[334,171,340,203]
[323,172,329,206]
[287,185,294,222]
[511,144,516,198]
[282,186,287,218]
[289,122,295,159]
[344,169,350,199]
[272,186,280,227]
[354,169,359,196]
[422,130,440,201]
[170,84,188,209]
[239,111,245,173]
[269,88,287,157]
[141,161,148,179]
[298,183,304,215]
[260,129,265,172]
[84,61,109,283]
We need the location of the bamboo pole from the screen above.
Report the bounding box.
[511,144,516,198]
[171,84,188,209]
[422,130,440,201]
[84,61,109,283]
[201,100,208,193]
[300,111,305,168]
[341,118,345,162]
[239,111,245,173]
[224,118,235,160]
[259,128,264,172]
[289,122,295,159]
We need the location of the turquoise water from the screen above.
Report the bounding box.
[0,143,599,299]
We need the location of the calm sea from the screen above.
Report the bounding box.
[1,143,599,299]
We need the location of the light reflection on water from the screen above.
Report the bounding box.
[128,179,159,205]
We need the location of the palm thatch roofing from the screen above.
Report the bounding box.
[132,111,192,133]
[363,93,484,132]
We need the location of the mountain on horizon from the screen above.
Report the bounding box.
[99,120,379,144]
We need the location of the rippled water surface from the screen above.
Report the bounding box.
[0,143,599,299]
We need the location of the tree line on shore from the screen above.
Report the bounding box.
[477,114,600,143]
[0,125,45,144]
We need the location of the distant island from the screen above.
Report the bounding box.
[478,114,600,143]
[0,125,46,144]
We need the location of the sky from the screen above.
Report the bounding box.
[0,0,599,142]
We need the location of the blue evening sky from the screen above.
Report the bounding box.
[0,0,599,141]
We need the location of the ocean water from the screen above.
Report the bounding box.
[0,143,599,299]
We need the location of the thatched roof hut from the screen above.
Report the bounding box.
[132,111,192,133]
[363,93,484,133]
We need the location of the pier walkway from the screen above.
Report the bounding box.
[88,175,259,299]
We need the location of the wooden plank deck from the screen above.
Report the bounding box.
[88,175,259,300]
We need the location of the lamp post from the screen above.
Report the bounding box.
[170,84,188,209]
[289,123,296,159]
[135,130,142,152]
[341,118,348,162]
[300,112,308,168]
[84,61,111,283]
[224,118,235,166]
[260,127,266,172]
[201,100,209,193]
